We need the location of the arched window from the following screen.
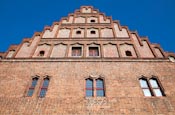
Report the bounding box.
[86,78,93,97]
[27,77,39,97]
[149,78,164,96]
[39,51,45,57]
[39,77,50,98]
[90,30,96,34]
[96,78,105,97]
[139,78,152,97]
[125,50,132,56]
[139,77,165,97]
[76,30,81,34]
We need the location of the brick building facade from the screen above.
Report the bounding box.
[0,6,175,115]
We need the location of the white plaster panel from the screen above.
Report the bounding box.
[87,28,99,38]
[114,23,129,37]
[33,44,51,57]
[169,56,175,62]
[15,36,40,58]
[119,44,137,57]
[87,17,98,23]
[101,28,114,37]
[132,34,154,58]
[154,48,164,58]
[72,28,85,38]
[103,44,119,57]
[6,50,15,58]
[62,16,73,24]
[57,28,70,38]
[74,17,85,23]
[51,44,67,57]
[42,25,59,38]
[99,15,110,23]
[93,10,98,13]
[82,7,91,13]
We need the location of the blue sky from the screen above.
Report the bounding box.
[0,0,175,53]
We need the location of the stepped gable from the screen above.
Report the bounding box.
[0,6,174,60]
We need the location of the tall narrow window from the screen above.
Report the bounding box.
[27,77,38,97]
[89,47,99,56]
[96,79,105,97]
[139,78,152,97]
[39,77,50,98]
[72,47,82,56]
[149,78,164,96]
[39,51,45,57]
[86,78,93,97]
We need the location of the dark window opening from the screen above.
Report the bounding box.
[90,19,95,23]
[89,47,99,56]
[125,51,132,56]
[72,47,82,56]
[27,77,39,97]
[76,30,81,34]
[39,51,45,57]
[90,30,96,34]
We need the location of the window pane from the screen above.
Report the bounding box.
[72,47,82,56]
[31,78,38,87]
[143,89,152,97]
[43,78,49,87]
[96,79,104,88]
[154,89,163,96]
[27,89,34,97]
[86,90,93,97]
[89,47,99,56]
[97,90,105,97]
[86,79,93,88]
[139,79,148,88]
[149,79,159,88]
[39,89,47,97]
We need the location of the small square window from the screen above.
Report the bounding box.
[90,30,96,34]
[90,19,95,23]
[125,51,132,56]
[89,47,99,56]
[76,30,81,34]
[39,51,45,57]
[72,47,82,56]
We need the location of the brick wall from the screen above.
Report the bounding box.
[0,61,175,115]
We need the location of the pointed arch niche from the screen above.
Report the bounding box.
[101,27,114,38]
[87,28,99,38]
[50,43,67,58]
[57,28,71,38]
[74,16,86,23]
[72,27,85,38]
[119,43,137,58]
[103,43,119,57]
[33,43,51,57]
